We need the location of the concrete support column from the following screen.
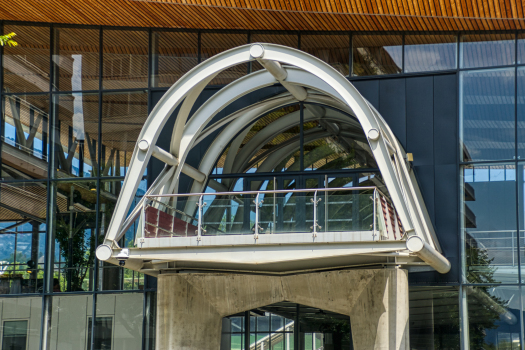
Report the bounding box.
[350,268,409,350]
[156,269,409,350]
[156,273,283,350]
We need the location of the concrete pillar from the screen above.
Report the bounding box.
[156,269,409,350]
[349,268,409,350]
[156,273,283,350]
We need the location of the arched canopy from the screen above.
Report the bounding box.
[98,43,442,265]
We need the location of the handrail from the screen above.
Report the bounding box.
[139,186,395,242]
[145,186,389,199]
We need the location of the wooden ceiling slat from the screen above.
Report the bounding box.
[3,0,525,32]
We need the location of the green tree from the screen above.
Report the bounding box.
[466,244,512,349]
[0,32,17,47]
[54,215,97,291]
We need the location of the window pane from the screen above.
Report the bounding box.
[462,164,517,284]
[301,34,350,76]
[87,317,113,350]
[250,33,298,73]
[101,91,148,177]
[0,297,40,348]
[52,181,98,292]
[3,24,50,93]
[201,33,248,85]
[3,320,28,336]
[52,27,99,92]
[103,29,148,89]
[2,94,50,180]
[302,135,377,171]
[516,68,525,159]
[96,293,143,350]
[518,164,525,282]
[52,93,99,178]
[352,35,402,76]
[98,179,146,291]
[143,292,156,349]
[517,33,525,64]
[468,286,520,349]
[460,34,515,69]
[151,31,198,88]
[404,34,457,72]
[409,287,460,349]
[2,321,28,350]
[49,295,90,348]
[460,69,515,162]
[215,104,301,174]
[0,182,47,294]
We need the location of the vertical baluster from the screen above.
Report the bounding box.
[373,189,377,241]
[140,199,146,242]
[312,190,318,238]
[197,195,203,241]
[273,176,276,234]
[254,192,260,238]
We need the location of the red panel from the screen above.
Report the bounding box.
[172,217,198,237]
[158,210,173,237]
[145,206,159,238]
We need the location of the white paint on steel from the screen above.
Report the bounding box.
[249,44,265,58]
[138,139,149,151]
[406,236,450,274]
[99,43,444,272]
[95,244,113,261]
[368,128,380,141]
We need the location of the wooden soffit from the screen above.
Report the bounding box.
[1,0,525,31]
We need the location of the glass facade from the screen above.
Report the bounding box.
[0,22,153,350]
[2,21,525,350]
[458,32,525,350]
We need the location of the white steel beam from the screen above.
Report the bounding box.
[98,43,447,274]
[251,44,308,101]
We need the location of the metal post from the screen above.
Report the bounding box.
[373,189,377,241]
[312,190,318,237]
[254,192,260,238]
[273,177,276,234]
[140,200,146,243]
[197,195,203,241]
[325,175,328,231]
[67,185,74,292]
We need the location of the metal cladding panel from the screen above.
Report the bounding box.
[379,78,407,149]
[351,80,379,110]
[355,74,459,283]
[434,74,458,166]
[433,164,459,282]
[407,76,434,166]
[412,165,435,224]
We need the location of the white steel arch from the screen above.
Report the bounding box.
[97,43,450,274]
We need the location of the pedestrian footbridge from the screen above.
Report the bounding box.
[95,43,450,276]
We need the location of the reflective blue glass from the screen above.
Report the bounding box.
[460,68,515,161]
[462,164,518,284]
[461,34,515,69]
[352,35,402,76]
[404,34,457,72]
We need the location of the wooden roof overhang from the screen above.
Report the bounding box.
[1,0,525,32]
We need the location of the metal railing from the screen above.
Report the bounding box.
[139,186,394,241]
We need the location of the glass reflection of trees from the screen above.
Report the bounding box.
[467,286,520,349]
[53,182,99,292]
[202,102,382,236]
[352,35,403,76]
[214,104,376,176]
